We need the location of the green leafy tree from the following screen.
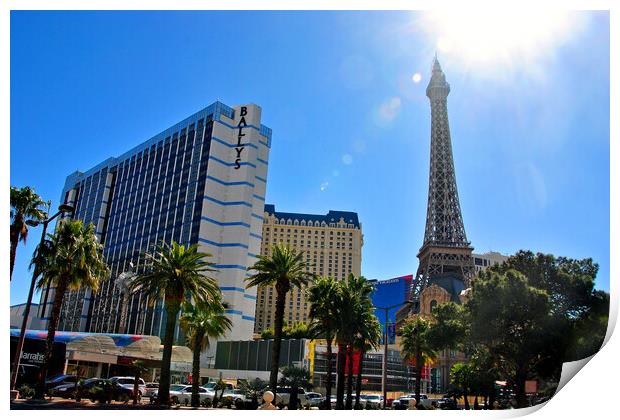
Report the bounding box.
[489,251,605,370]
[278,366,313,410]
[129,241,220,405]
[32,220,109,397]
[180,298,232,407]
[284,322,313,339]
[468,347,500,409]
[428,301,470,351]
[399,317,439,408]
[10,186,49,281]
[246,243,314,394]
[467,269,550,408]
[565,290,609,360]
[307,276,340,409]
[261,328,275,339]
[450,363,475,409]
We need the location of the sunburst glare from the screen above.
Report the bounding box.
[418,10,587,78]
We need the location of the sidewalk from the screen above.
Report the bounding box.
[10,398,173,410]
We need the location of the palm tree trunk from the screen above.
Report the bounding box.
[9,232,18,281]
[290,386,299,410]
[157,302,180,405]
[463,390,470,410]
[36,280,68,398]
[355,351,364,408]
[323,337,333,409]
[488,382,496,409]
[474,395,479,410]
[133,368,140,405]
[346,346,353,409]
[191,333,203,407]
[414,351,422,408]
[270,286,287,395]
[336,344,346,410]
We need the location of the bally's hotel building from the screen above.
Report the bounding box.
[38,101,271,341]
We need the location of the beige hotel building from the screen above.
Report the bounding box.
[253,204,363,333]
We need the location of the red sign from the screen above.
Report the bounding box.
[340,345,362,375]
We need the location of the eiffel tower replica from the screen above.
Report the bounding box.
[406,56,475,315]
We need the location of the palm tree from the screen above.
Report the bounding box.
[246,243,314,394]
[354,312,382,408]
[180,298,232,407]
[400,317,439,408]
[10,186,49,281]
[333,274,374,410]
[129,241,220,405]
[307,276,340,409]
[278,366,313,410]
[32,219,109,397]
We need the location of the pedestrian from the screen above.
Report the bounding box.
[408,398,417,410]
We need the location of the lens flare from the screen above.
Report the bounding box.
[418,10,586,77]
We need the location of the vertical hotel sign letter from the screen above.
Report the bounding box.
[234,107,248,169]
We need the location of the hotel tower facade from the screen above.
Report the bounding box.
[38,101,272,342]
[253,204,363,333]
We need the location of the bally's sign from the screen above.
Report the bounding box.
[234,106,248,170]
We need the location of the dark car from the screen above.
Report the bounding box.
[436,397,458,410]
[45,374,82,393]
[50,378,135,402]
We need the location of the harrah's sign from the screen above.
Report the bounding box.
[234,106,249,170]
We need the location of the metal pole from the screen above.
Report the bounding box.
[10,219,49,390]
[382,308,388,409]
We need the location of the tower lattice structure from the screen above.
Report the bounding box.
[411,56,474,299]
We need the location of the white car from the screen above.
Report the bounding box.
[360,394,383,409]
[109,376,146,397]
[222,389,248,406]
[305,392,323,407]
[144,382,159,398]
[274,387,309,408]
[392,394,432,409]
[153,384,215,405]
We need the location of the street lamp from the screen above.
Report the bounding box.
[375,300,413,409]
[10,203,75,392]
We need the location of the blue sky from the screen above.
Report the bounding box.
[10,11,609,305]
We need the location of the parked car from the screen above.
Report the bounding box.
[45,374,82,393]
[109,376,146,397]
[49,378,135,402]
[144,383,159,398]
[392,394,431,409]
[436,397,458,410]
[274,387,308,408]
[359,394,383,409]
[222,389,249,407]
[330,395,350,409]
[152,384,215,405]
[305,392,323,407]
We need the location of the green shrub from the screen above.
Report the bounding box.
[17,385,35,399]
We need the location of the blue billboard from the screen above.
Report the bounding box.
[370,275,413,344]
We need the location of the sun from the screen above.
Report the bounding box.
[418,10,584,74]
